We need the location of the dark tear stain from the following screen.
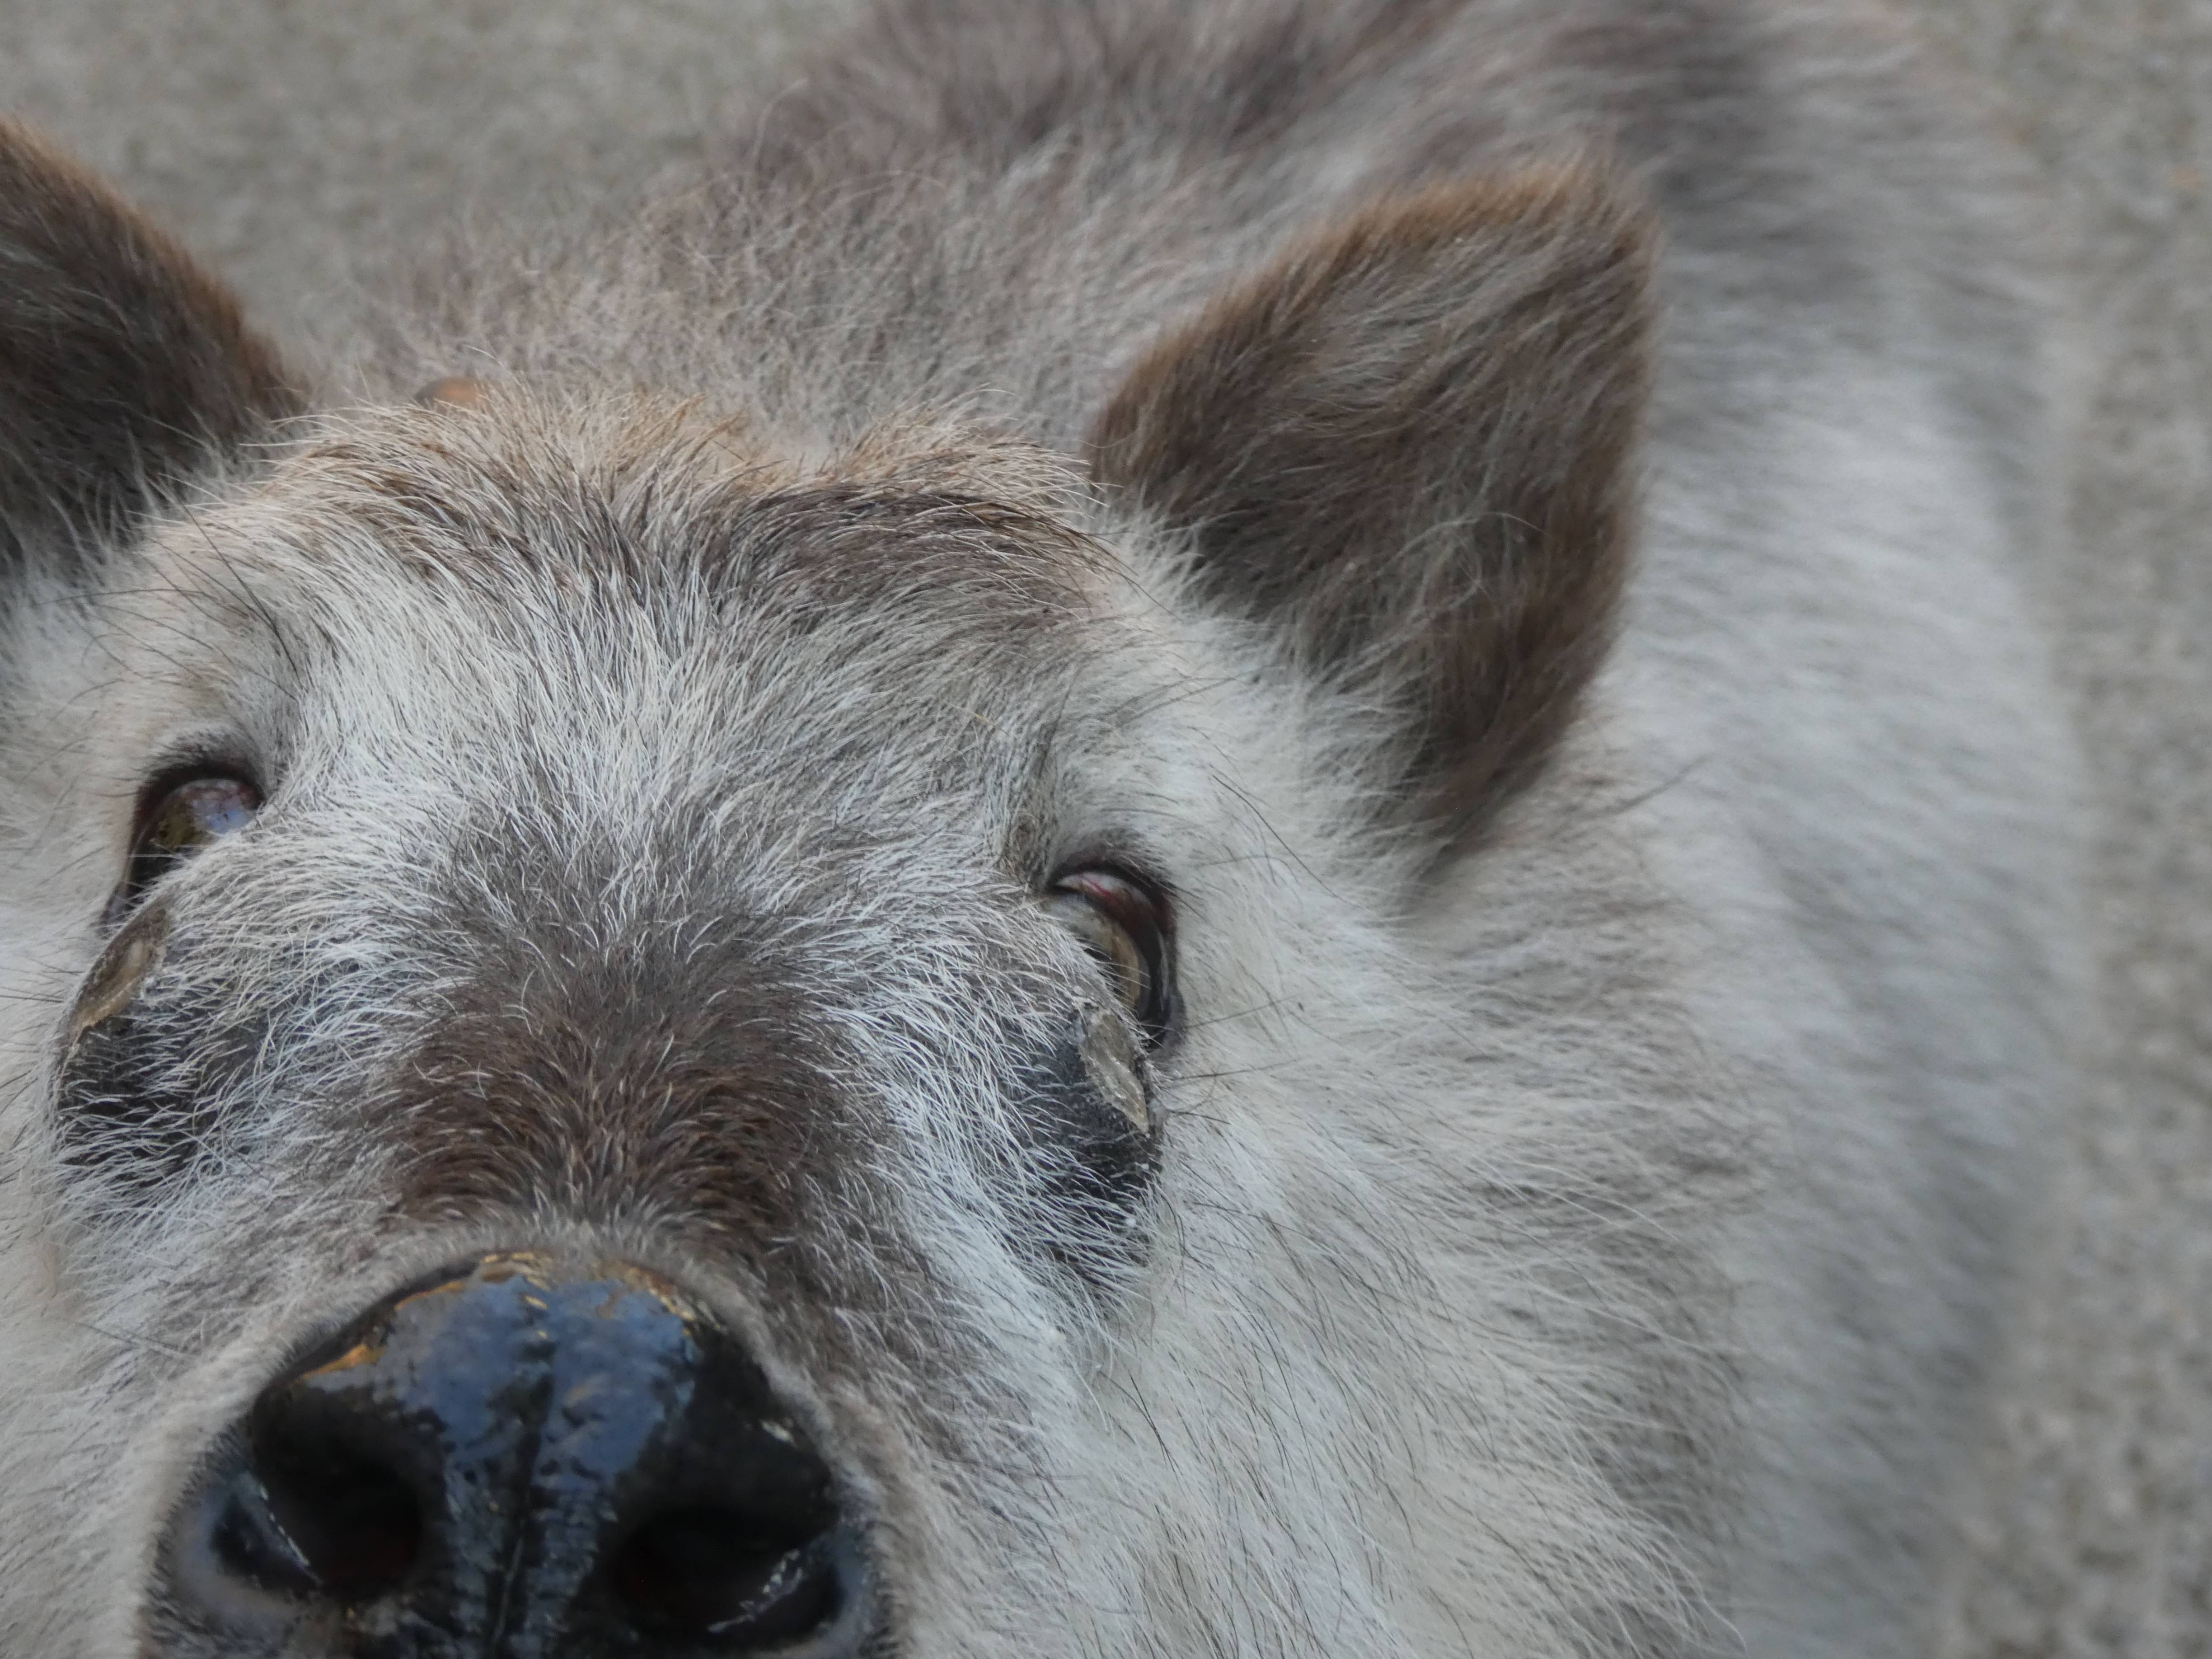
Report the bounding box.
[1017,1024,1160,1287]
[68,901,169,1044]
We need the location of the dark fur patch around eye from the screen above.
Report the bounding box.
[55,954,263,1198]
[1016,1028,1161,1289]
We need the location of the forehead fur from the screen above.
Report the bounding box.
[223,389,1109,634]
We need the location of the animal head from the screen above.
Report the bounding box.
[0,118,1720,1659]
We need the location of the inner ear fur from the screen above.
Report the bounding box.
[1089,163,1656,857]
[0,120,298,575]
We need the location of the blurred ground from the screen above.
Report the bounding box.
[2,1,2209,1651]
[1910,5,2212,1653]
[0,0,839,352]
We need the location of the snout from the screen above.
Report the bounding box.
[164,1254,872,1658]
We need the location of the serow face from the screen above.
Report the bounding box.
[0,117,1661,1659]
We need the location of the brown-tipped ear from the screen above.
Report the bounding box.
[0,120,299,574]
[1089,163,1655,857]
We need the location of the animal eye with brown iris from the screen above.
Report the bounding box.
[1044,867,1176,1046]
[106,771,262,924]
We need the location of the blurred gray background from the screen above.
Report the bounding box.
[2,2,2207,1651]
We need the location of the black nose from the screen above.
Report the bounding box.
[168,1254,871,1658]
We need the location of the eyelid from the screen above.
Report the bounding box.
[129,745,265,827]
[1046,854,1176,915]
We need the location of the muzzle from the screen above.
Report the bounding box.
[164,1253,873,1657]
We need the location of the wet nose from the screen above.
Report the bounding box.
[171,1254,869,1657]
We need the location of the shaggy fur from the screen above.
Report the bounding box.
[0,2,2081,1657]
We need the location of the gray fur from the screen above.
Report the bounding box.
[0,2,2081,1656]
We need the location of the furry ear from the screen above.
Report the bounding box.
[1089,164,1655,856]
[0,120,298,575]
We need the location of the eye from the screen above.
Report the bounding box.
[109,771,263,923]
[1044,867,1176,1044]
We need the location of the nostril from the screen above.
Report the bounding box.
[610,1509,847,1647]
[214,1434,422,1603]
